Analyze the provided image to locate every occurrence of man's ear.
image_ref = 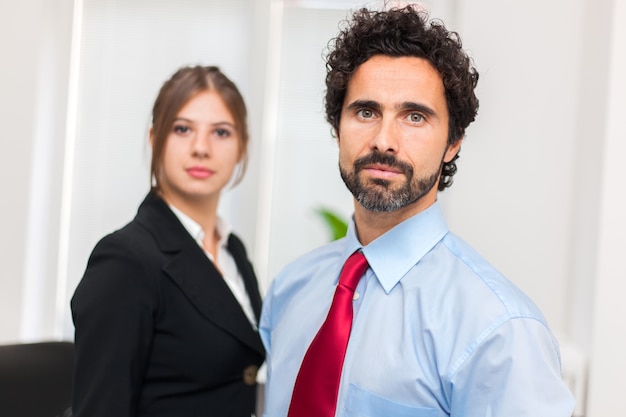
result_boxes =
[444,137,463,162]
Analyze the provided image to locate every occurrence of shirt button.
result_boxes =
[353,292,360,301]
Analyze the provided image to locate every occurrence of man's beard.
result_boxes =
[339,151,441,212]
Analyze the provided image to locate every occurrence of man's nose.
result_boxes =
[369,118,399,154]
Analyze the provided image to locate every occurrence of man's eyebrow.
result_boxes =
[344,100,438,119]
[398,101,437,118]
[344,100,381,112]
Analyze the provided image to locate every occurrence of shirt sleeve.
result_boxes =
[71,233,158,417]
[449,317,575,417]
[259,278,275,378]
[259,280,273,355]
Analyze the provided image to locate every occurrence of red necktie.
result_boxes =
[287,251,369,417]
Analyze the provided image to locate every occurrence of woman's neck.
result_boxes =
[161,191,219,234]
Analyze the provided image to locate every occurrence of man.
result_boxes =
[260,5,575,417]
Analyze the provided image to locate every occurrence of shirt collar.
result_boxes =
[344,201,449,294]
[168,204,232,249]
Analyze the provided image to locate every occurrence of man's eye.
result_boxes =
[409,113,424,123]
[358,109,374,119]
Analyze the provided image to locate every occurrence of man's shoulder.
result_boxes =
[439,232,495,272]
[435,232,545,320]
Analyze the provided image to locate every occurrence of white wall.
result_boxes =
[446,0,616,350]
[1,0,624,414]
[0,0,74,343]
[586,0,626,415]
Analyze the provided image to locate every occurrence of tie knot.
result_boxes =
[338,251,369,291]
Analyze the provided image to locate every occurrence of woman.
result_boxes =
[71,66,264,417]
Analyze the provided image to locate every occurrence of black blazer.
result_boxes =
[71,192,265,417]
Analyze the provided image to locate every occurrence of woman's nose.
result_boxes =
[191,133,211,158]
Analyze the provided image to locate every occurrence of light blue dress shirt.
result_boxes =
[260,202,575,417]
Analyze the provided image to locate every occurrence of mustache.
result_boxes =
[353,151,413,177]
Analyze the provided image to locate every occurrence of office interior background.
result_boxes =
[1,0,624,415]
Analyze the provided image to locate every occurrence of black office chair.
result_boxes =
[0,341,74,417]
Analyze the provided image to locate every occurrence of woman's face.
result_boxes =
[155,90,241,207]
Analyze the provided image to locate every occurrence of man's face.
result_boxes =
[338,55,460,213]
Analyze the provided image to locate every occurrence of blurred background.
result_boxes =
[0,0,624,415]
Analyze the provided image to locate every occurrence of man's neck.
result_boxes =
[353,197,437,246]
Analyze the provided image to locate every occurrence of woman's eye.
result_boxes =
[173,125,190,134]
[357,109,374,119]
[408,113,424,123]
[215,128,231,138]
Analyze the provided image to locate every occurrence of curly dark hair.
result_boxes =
[325,5,479,190]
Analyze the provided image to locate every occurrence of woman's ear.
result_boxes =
[444,137,463,163]
[149,127,154,149]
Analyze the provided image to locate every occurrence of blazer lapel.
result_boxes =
[163,250,264,355]
[227,235,263,323]
[135,192,264,356]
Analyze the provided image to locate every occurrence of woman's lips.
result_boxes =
[186,167,213,179]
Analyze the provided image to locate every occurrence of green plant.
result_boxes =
[315,207,349,241]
